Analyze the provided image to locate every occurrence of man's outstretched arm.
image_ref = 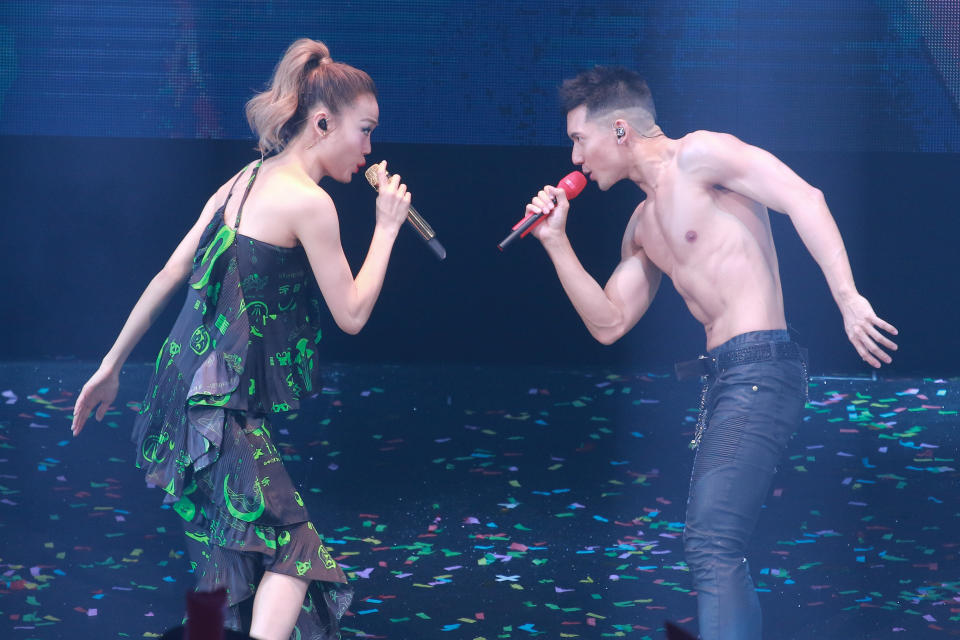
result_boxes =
[680,131,898,367]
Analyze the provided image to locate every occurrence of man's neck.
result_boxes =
[629,134,675,194]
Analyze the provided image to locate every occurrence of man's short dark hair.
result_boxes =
[559,66,656,122]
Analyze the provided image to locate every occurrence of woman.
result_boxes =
[70,38,411,640]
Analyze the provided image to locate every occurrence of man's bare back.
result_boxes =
[626,131,787,350]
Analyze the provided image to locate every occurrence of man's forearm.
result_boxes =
[788,193,859,304]
[541,235,625,344]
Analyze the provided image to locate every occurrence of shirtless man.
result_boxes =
[525,66,897,640]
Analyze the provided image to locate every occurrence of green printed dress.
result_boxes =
[131,162,352,638]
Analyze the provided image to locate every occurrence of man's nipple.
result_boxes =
[685,230,698,243]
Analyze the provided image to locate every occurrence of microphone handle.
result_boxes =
[406,205,447,260]
[497,212,544,251]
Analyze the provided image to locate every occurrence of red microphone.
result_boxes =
[497,171,587,251]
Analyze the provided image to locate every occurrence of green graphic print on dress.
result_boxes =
[130,162,352,638]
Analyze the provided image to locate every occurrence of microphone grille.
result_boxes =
[559,171,587,199]
[364,164,380,189]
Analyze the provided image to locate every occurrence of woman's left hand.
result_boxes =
[71,366,120,436]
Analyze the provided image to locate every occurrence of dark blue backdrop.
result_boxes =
[1,0,958,150]
[1,1,958,374]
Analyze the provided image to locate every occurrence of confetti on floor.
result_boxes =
[0,361,957,639]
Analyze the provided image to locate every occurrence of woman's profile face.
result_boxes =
[322,93,379,183]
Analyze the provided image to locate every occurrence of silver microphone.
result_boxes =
[364,164,446,261]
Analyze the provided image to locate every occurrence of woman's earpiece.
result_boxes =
[616,126,625,139]
[318,118,328,131]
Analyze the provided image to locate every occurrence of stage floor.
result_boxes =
[1,361,957,639]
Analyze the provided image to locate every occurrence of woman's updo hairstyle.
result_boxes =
[245,38,377,155]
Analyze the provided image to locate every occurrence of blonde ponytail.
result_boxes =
[245,38,376,155]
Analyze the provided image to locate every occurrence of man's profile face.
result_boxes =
[566,105,619,191]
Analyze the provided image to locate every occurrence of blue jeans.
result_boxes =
[683,330,807,640]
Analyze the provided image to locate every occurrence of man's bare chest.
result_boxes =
[633,184,766,273]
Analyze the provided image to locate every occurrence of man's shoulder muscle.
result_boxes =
[622,201,647,258]
[676,130,742,171]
